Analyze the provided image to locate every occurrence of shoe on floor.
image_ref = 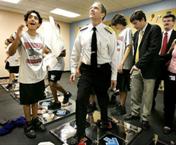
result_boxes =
[163,126,172,134]
[32,117,46,132]
[24,122,36,139]
[6,84,12,90]
[48,102,61,110]
[97,120,112,131]
[78,136,92,145]
[62,91,72,105]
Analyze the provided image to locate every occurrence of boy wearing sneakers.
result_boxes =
[47,24,71,110]
[8,10,49,138]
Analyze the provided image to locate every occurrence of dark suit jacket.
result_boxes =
[133,23,162,79]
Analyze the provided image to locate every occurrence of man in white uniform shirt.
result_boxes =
[70,2,118,144]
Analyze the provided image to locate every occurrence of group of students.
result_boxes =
[69,1,176,145]
[3,1,176,145]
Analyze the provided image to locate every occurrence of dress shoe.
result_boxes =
[97,120,112,131]
[163,126,172,134]
[124,113,140,121]
[141,120,150,130]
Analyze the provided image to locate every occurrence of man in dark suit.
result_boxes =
[124,10,162,129]
[152,14,176,112]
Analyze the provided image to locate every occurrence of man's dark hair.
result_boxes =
[111,13,127,26]
[130,10,146,22]
[162,13,176,22]
[24,10,42,24]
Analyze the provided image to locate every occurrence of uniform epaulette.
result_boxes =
[104,26,113,34]
[80,26,88,31]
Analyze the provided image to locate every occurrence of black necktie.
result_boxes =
[91,27,97,68]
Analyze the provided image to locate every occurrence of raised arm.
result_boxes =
[8,25,24,56]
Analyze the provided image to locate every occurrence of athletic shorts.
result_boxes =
[116,69,130,92]
[48,71,63,83]
[20,80,45,105]
[9,66,19,73]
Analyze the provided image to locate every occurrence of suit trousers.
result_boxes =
[164,71,176,127]
[76,63,111,139]
[130,70,156,121]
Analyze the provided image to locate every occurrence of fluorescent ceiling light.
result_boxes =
[0,0,20,4]
[50,8,80,18]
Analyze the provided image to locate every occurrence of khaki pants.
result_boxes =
[130,70,155,121]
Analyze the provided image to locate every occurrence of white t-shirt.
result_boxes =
[116,27,133,70]
[48,57,64,71]
[6,44,20,67]
[18,32,47,84]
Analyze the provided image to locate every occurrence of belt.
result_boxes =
[81,62,109,68]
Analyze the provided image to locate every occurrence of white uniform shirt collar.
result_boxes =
[89,23,103,32]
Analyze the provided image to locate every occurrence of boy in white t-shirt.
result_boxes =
[46,24,71,110]
[8,10,49,139]
[111,14,133,115]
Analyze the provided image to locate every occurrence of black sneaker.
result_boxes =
[48,102,61,110]
[6,84,12,90]
[24,122,36,138]
[63,91,72,104]
[32,117,46,132]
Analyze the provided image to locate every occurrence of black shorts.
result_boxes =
[20,80,45,105]
[9,66,19,73]
[116,69,130,92]
[48,71,63,82]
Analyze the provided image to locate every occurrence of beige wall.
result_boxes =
[0,10,70,77]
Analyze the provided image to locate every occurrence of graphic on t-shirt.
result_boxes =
[24,42,43,65]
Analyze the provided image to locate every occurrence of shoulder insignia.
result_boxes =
[80,26,88,31]
[104,26,113,34]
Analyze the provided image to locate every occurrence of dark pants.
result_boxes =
[153,62,167,108]
[164,71,176,127]
[76,63,111,139]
